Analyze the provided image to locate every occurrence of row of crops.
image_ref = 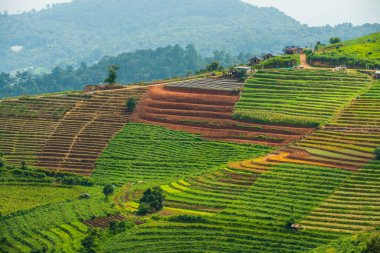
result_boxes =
[37,86,147,175]
[289,80,380,169]
[0,95,84,166]
[99,163,352,252]
[234,69,373,127]
[94,123,272,186]
[0,184,115,253]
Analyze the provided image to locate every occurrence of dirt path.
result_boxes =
[300,54,313,69]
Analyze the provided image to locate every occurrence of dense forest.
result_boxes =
[0,44,249,98]
[1,0,379,72]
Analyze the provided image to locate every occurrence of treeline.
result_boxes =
[0,45,250,98]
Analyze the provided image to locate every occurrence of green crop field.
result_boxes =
[94,123,272,186]
[1,32,380,253]
[308,32,380,68]
[233,69,373,127]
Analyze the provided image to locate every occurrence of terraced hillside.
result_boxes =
[94,123,272,186]
[234,69,372,127]
[37,86,147,175]
[102,163,351,253]
[0,94,84,166]
[134,78,313,146]
[1,68,380,253]
[280,80,380,170]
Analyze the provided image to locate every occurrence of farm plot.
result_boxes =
[37,86,147,175]
[93,123,272,186]
[0,95,84,166]
[0,185,115,253]
[302,160,380,234]
[133,83,313,146]
[100,163,351,253]
[234,69,372,127]
[166,78,244,92]
[282,80,380,170]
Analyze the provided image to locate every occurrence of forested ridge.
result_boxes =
[1,0,379,72]
[0,44,247,98]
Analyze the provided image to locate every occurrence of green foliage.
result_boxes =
[362,235,380,253]
[233,109,320,128]
[252,55,300,69]
[81,228,102,253]
[329,37,342,44]
[126,97,137,113]
[0,154,5,168]
[2,0,379,74]
[168,215,209,224]
[138,186,165,215]
[0,45,245,99]
[103,184,114,201]
[375,147,380,160]
[205,61,223,72]
[109,221,130,235]
[309,32,380,69]
[104,65,119,84]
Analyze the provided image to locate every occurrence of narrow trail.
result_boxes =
[300,54,313,69]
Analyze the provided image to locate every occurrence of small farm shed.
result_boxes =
[233,66,252,74]
[249,56,262,65]
[375,71,380,79]
[291,224,303,230]
[263,54,274,60]
[284,46,304,55]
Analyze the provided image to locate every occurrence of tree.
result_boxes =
[206,61,223,72]
[103,184,114,201]
[362,236,380,253]
[375,147,380,160]
[138,186,165,215]
[104,65,119,84]
[329,37,341,44]
[126,97,137,113]
[81,228,101,253]
[0,153,4,168]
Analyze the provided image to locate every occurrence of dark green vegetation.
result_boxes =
[126,97,137,113]
[94,123,271,186]
[1,0,379,72]
[104,65,119,85]
[234,69,373,127]
[138,187,165,215]
[252,54,300,69]
[376,147,380,160]
[0,44,244,99]
[308,32,380,68]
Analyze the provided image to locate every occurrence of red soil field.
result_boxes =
[132,84,314,146]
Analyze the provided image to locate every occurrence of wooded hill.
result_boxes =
[1,0,379,72]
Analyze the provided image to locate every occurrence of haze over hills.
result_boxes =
[1,0,379,72]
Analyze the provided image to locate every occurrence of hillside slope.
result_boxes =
[308,32,380,68]
[1,0,379,72]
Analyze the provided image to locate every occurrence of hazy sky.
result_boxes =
[0,0,379,26]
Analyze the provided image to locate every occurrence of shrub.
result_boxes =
[126,97,137,113]
[103,184,114,201]
[168,215,209,224]
[375,147,380,160]
[362,236,380,253]
[138,186,165,215]
[62,176,94,186]
[109,221,131,234]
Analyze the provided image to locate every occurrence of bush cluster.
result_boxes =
[168,215,209,224]
[138,186,165,215]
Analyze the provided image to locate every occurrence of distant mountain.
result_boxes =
[1,0,379,72]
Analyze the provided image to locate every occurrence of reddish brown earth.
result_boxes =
[84,214,126,228]
[132,84,314,146]
[37,86,148,175]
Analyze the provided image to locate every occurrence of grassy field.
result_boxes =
[233,69,373,127]
[308,32,380,69]
[100,163,351,252]
[94,123,272,186]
